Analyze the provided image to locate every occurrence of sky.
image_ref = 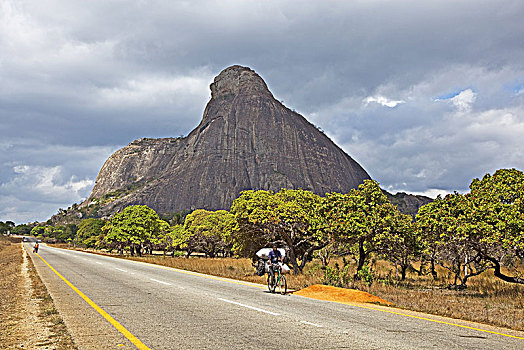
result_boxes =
[1,0,523,223]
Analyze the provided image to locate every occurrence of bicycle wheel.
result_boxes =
[277,275,287,295]
[267,274,275,293]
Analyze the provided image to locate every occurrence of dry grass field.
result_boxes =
[0,236,76,349]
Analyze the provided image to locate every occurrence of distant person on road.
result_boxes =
[33,242,39,253]
[267,245,282,284]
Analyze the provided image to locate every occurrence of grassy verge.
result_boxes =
[0,236,77,349]
[0,236,23,347]
[366,261,524,331]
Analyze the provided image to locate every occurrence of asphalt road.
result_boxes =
[25,241,524,350]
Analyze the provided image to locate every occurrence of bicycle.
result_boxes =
[267,263,287,295]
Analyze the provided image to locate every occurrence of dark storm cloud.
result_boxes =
[1,0,523,222]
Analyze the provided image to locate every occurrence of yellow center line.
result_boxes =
[337,301,524,340]
[35,252,151,350]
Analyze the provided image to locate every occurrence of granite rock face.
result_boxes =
[385,192,433,217]
[84,65,371,215]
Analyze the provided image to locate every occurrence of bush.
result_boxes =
[356,264,374,286]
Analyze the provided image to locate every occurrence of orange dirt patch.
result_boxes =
[294,284,393,305]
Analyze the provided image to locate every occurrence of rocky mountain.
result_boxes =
[76,65,372,217]
[385,192,433,217]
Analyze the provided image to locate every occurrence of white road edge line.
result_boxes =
[115,268,127,272]
[218,298,280,316]
[95,262,103,265]
[300,320,323,328]
[150,278,172,286]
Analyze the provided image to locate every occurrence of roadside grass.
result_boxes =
[0,236,23,348]
[0,236,76,349]
[371,264,524,331]
[126,255,269,285]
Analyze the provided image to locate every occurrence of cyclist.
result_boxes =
[267,245,282,285]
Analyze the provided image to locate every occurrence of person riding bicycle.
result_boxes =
[267,245,282,284]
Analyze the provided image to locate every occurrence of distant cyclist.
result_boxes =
[267,245,282,284]
[33,242,39,253]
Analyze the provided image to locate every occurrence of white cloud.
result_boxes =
[96,73,211,108]
[364,96,405,108]
[1,165,93,202]
[333,103,524,194]
[0,195,55,224]
[0,142,116,223]
[450,89,477,112]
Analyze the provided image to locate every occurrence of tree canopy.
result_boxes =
[173,209,234,258]
[102,205,167,256]
[231,188,328,273]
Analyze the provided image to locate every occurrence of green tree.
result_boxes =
[30,226,46,238]
[416,169,524,287]
[102,205,164,256]
[417,193,492,288]
[0,221,15,235]
[467,168,524,284]
[78,219,105,248]
[416,197,446,280]
[376,203,421,280]
[321,180,390,279]
[176,209,235,258]
[231,188,328,274]
[170,224,188,256]
[0,222,7,235]
[11,224,32,236]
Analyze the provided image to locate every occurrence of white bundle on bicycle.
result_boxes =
[279,262,291,274]
[255,248,290,274]
[255,247,285,260]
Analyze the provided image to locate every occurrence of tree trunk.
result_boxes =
[487,257,524,284]
[278,229,301,274]
[430,258,437,280]
[354,238,367,280]
[299,242,328,271]
[288,247,301,274]
[401,264,408,281]
[417,258,425,276]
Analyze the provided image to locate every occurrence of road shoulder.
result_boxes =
[26,243,134,350]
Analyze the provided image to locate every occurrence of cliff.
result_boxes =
[80,65,371,216]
